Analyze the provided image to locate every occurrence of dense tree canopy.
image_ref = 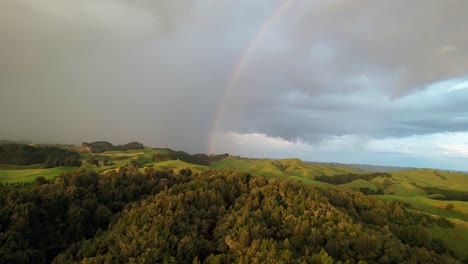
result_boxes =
[0,167,459,263]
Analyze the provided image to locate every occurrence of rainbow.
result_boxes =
[207,0,292,154]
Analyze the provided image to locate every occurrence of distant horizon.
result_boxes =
[3,138,467,173]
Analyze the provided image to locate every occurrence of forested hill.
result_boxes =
[0,144,81,167]
[0,140,32,145]
[81,141,144,153]
[152,148,229,165]
[0,168,459,263]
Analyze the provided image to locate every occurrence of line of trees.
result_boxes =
[423,186,468,201]
[152,150,229,165]
[315,172,391,185]
[81,141,144,153]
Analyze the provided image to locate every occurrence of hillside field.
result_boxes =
[0,166,80,184]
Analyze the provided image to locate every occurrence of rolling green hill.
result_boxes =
[0,147,220,183]
[143,159,210,174]
[340,179,378,192]
[384,182,427,196]
[370,176,395,189]
[1,145,468,260]
[391,169,468,192]
[211,156,362,183]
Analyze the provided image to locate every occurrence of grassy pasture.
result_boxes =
[211,156,361,184]
[0,166,80,184]
[143,160,210,174]
[383,182,427,196]
[390,169,468,191]
[378,195,468,222]
[0,164,44,170]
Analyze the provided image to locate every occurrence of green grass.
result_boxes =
[390,169,468,192]
[377,195,468,222]
[100,149,148,155]
[99,159,211,176]
[144,160,210,174]
[370,176,395,189]
[340,179,378,191]
[211,156,361,184]
[80,148,159,172]
[0,166,81,183]
[378,194,468,260]
[384,182,427,196]
[429,219,468,260]
[0,148,209,183]
[0,164,44,170]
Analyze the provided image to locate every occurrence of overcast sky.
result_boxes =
[1,0,468,170]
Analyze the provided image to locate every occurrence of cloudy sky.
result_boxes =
[1,0,468,170]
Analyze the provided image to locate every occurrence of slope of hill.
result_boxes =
[340,179,379,192]
[152,148,229,165]
[379,195,468,259]
[211,156,363,184]
[391,169,468,192]
[384,182,428,196]
[81,141,144,153]
[310,162,413,172]
[145,159,210,174]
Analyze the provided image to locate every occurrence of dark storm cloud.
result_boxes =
[218,0,468,144]
[222,84,468,143]
[0,0,234,151]
[284,0,468,96]
[0,0,467,155]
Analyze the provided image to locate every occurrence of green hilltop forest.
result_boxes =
[0,142,467,263]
